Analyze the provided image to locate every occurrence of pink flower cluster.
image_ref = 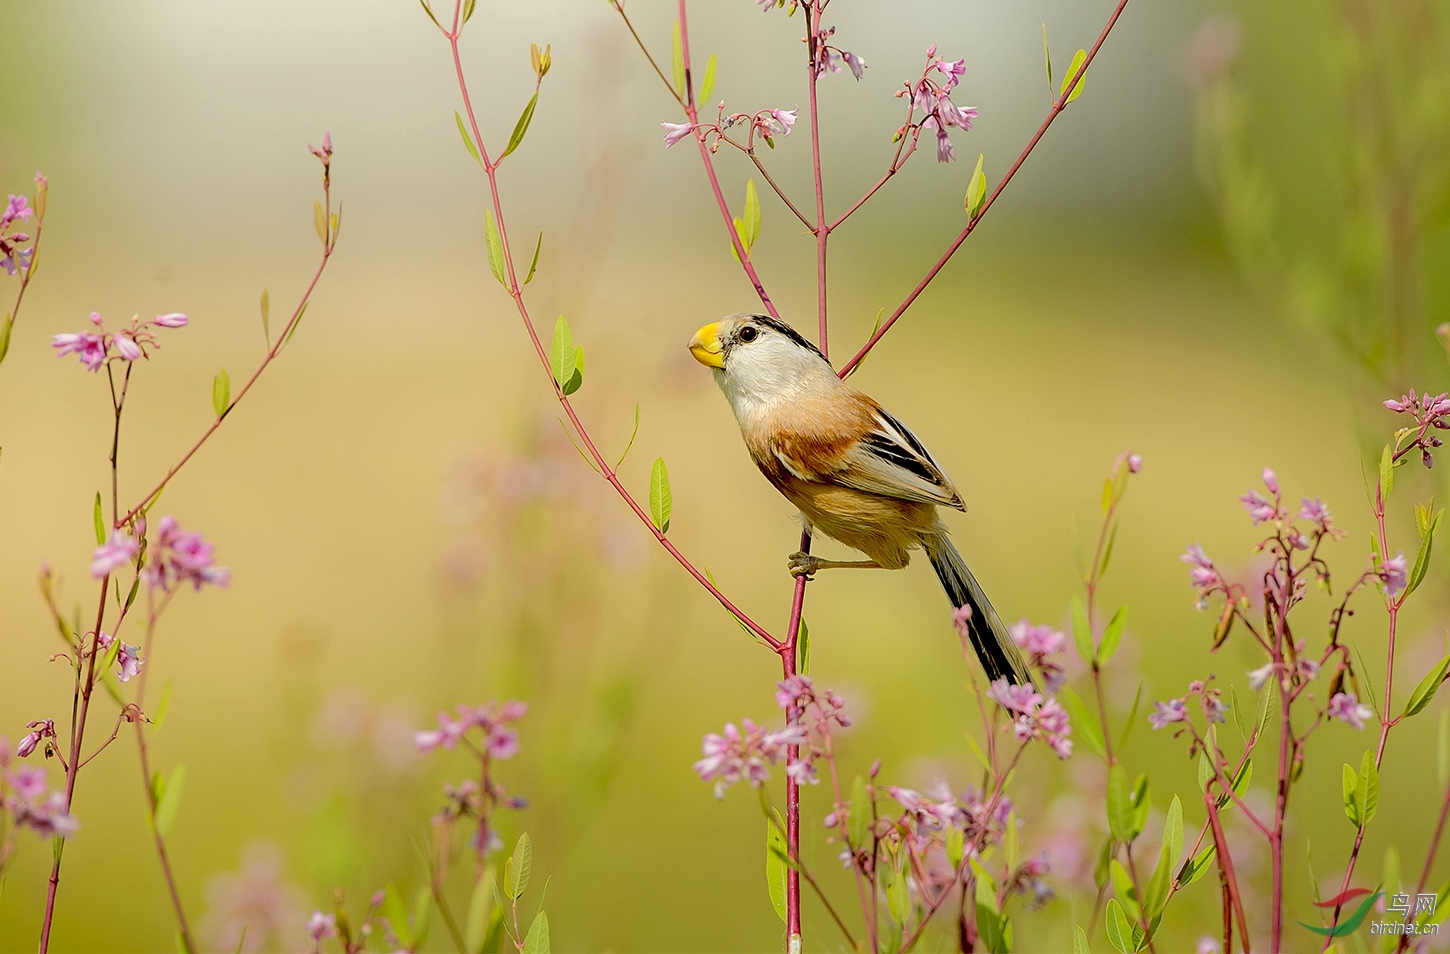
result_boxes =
[1009,619,1067,692]
[415,700,527,757]
[694,674,849,797]
[0,187,35,276]
[886,780,1017,861]
[662,107,798,151]
[898,45,978,162]
[1384,388,1450,468]
[1326,691,1374,731]
[1149,679,1227,733]
[1,739,78,838]
[52,310,189,372]
[141,516,230,592]
[986,679,1073,759]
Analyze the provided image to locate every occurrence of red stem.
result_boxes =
[1205,788,1252,953]
[1396,778,1450,950]
[837,0,1130,378]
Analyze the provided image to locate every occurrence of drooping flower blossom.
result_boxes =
[1327,692,1374,730]
[1149,698,1187,729]
[1247,662,1275,691]
[52,332,108,371]
[1181,544,1219,597]
[897,46,978,163]
[660,121,696,148]
[90,530,139,578]
[1379,551,1408,598]
[142,516,230,591]
[116,642,144,683]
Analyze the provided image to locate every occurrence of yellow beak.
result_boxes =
[689,322,725,368]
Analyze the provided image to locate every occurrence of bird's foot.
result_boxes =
[787,551,821,579]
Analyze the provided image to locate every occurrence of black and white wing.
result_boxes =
[834,405,966,510]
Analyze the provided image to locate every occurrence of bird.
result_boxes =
[688,313,1033,687]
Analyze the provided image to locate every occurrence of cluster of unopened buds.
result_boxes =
[897,44,978,162]
[693,673,848,798]
[1384,388,1450,468]
[52,310,189,372]
[0,181,39,276]
[0,737,77,839]
[661,105,798,152]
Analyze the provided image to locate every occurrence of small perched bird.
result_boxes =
[689,313,1032,686]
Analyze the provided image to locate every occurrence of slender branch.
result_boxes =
[838,0,1131,378]
[1396,778,1450,951]
[1204,788,1251,953]
[441,1,783,652]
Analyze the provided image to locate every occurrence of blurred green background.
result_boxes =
[1,1,1448,951]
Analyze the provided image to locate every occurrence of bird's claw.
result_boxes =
[787,551,820,579]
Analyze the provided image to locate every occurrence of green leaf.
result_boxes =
[154,764,186,836]
[1073,924,1089,954]
[462,0,476,24]
[965,153,987,218]
[313,199,326,243]
[796,617,809,675]
[1217,759,1252,810]
[1257,679,1276,739]
[1004,810,1020,871]
[670,20,685,98]
[946,825,965,870]
[1105,898,1132,953]
[455,111,481,164]
[522,911,549,954]
[525,232,543,285]
[212,368,230,418]
[0,314,13,366]
[848,775,869,847]
[970,857,1000,914]
[1358,749,1379,826]
[1143,842,1172,919]
[1071,595,1093,663]
[151,682,173,734]
[385,884,414,950]
[767,814,787,923]
[700,53,718,102]
[742,179,761,251]
[1231,686,1247,740]
[1129,774,1151,841]
[1180,844,1216,887]
[549,316,576,393]
[1164,796,1183,871]
[1343,762,1361,826]
[886,861,910,924]
[1118,680,1144,754]
[502,93,539,159]
[976,903,1005,954]
[484,208,506,286]
[1042,24,1054,90]
[1407,509,1443,597]
[1107,765,1133,842]
[1403,655,1449,718]
[1099,606,1127,665]
[1060,686,1106,760]
[464,869,495,953]
[1439,709,1449,787]
[283,302,307,350]
[1380,444,1394,501]
[649,457,672,533]
[1197,752,1212,793]
[1099,520,1119,579]
[1060,48,1088,103]
[93,492,106,546]
[563,347,584,396]
[613,403,641,470]
[506,833,532,900]
[964,730,991,772]
[259,288,270,341]
[411,884,432,949]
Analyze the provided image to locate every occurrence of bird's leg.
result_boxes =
[787,551,884,578]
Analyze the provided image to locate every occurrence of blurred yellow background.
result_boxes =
[1,1,1447,951]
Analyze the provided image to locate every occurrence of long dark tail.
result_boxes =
[926,536,1034,686]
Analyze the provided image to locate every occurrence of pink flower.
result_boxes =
[116,642,144,683]
[305,910,337,941]
[765,108,798,137]
[1261,467,1279,495]
[52,332,108,371]
[1247,662,1275,691]
[1,194,32,226]
[1149,698,1187,729]
[660,121,696,148]
[113,333,142,361]
[1380,551,1408,598]
[1009,619,1067,691]
[987,679,1042,715]
[1240,489,1279,524]
[142,516,230,591]
[840,50,867,80]
[154,312,189,328]
[1126,453,1143,474]
[4,766,78,838]
[309,132,333,164]
[935,57,966,90]
[90,530,139,578]
[1327,692,1374,730]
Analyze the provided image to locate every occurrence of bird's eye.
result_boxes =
[738,325,759,343]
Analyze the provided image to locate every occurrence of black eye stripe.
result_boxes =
[729,314,828,364]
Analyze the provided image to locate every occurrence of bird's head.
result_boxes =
[689,314,834,413]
